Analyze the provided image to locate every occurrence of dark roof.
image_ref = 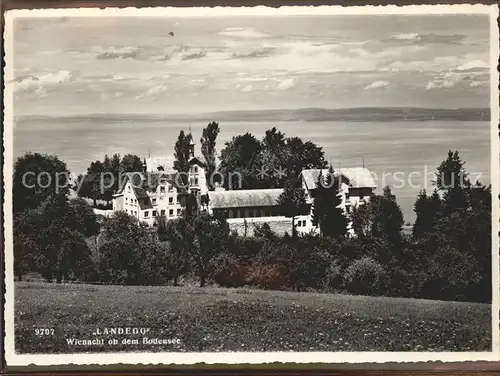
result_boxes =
[117,172,186,201]
[300,167,377,190]
[189,157,206,168]
[208,189,283,209]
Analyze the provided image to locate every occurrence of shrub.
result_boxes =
[322,260,343,291]
[213,253,252,288]
[343,257,385,295]
[246,264,290,290]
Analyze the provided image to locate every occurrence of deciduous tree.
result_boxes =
[200,121,220,190]
[277,177,308,238]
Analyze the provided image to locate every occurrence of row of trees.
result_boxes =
[75,154,143,207]
[11,120,492,303]
[13,153,100,282]
[218,127,326,190]
[71,122,326,206]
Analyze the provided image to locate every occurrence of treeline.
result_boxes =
[75,153,144,207]
[12,126,491,303]
[74,124,327,206]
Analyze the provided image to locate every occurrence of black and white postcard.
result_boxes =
[3,4,500,366]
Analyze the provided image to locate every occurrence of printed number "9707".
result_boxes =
[35,328,55,335]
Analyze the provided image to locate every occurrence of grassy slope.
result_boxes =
[15,282,491,353]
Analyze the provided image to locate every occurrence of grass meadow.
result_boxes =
[15,282,491,353]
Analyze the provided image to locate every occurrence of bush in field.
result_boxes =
[344,257,385,295]
[162,217,193,286]
[419,244,480,302]
[246,264,290,290]
[98,212,168,285]
[226,236,264,263]
[13,195,95,283]
[253,236,335,291]
[322,260,343,291]
[340,235,389,267]
[213,255,252,288]
[191,212,231,287]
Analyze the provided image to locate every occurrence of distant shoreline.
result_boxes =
[15,107,490,124]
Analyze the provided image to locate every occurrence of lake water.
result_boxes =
[14,117,491,222]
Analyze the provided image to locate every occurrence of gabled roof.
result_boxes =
[208,189,284,209]
[117,172,185,200]
[300,167,376,190]
[189,157,206,168]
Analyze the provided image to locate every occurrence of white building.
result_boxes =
[296,167,377,235]
[207,188,292,236]
[111,133,208,226]
[206,167,376,237]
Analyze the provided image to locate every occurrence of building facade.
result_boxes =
[205,167,376,237]
[207,188,292,236]
[297,167,377,235]
[111,133,208,226]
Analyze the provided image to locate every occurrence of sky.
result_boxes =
[12,14,491,116]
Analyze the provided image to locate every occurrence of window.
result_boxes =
[152,198,157,205]
[177,208,181,216]
[194,166,198,173]
[161,209,165,216]
[144,211,149,217]
[176,197,180,204]
[125,209,128,213]
[153,210,157,217]
[194,177,199,186]
[125,197,128,202]
[128,186,131,192]
[302,220,307,227]
[169,197,174,204]
[169,209,174,216]
[160,186,165,193]
[168,184,173,192]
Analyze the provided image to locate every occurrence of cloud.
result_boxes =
[284,41,340,56]
[469,80,487,88]
[219,27,270,39]
[136,84,168,99]
[277,78,296,91]
[389,33,465,45]
[425,80,455,90]
[96,47,140,60]
[14,70,73,93]
[392,33,420,41]
[241,84,254,92]
[456,60,489,71]
[425,68,489,90]
[383,54,489,74]
[231,47,276,59]
[181,50,207,61]
[350,45,424,60]
[364,80,390,90]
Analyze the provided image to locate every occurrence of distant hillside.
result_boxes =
[206,107,490,122]
[17,107,490,124]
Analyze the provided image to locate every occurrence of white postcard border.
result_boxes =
[3,4,500,366]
